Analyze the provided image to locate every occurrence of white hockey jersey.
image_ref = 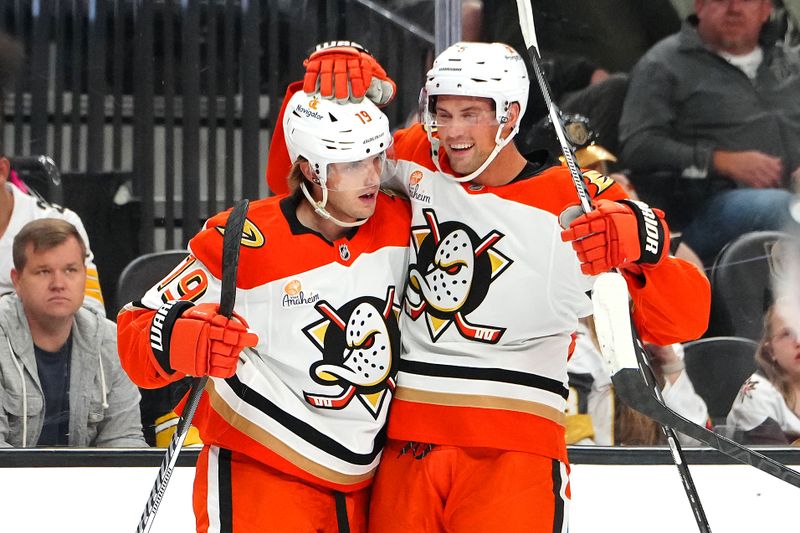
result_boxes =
[727,372,800,445]
[119,192,411,491]
[265,93,711,463]
[384,125,710,463]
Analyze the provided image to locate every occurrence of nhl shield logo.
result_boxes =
[339,243,351,261]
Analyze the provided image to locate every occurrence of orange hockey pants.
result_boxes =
[368,440,570,533]
[193,445,369,532]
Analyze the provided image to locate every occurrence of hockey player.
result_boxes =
[267,41,711,532]
[118,92,410,532]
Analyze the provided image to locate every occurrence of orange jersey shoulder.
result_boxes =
[190,192,410,289]
[486,164,628,216]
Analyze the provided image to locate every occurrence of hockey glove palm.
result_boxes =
[161,302,258,378]
[303,41,396,106]
[561,199,670,276]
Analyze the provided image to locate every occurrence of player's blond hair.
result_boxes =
[287,156,309,192]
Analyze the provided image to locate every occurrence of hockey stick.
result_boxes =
[137,198,250,533]
[513,1,712,530]
[594,272,800,489]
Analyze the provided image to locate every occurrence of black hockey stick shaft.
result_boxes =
[137,199,250,533]
[594,272,800,489]
[614,366,800,489]
[514,1,710,530]
[639,346,711,530]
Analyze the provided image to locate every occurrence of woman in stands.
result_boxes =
[727,301,800,445]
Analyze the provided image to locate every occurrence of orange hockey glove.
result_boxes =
[561,199,670,276]
[149,301,258,379]
[303,41,396,106]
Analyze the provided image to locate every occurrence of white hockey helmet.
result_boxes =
[283,91,393,226]
[284,90,392,185]
[423,42,530,182]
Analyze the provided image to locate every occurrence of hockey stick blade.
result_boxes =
[593,273,800,489]
[613,368,800,489]
[593,274,712,531]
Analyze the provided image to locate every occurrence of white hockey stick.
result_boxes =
[593,272,800,489]
[514,1,712,530]
[515,0,800,493]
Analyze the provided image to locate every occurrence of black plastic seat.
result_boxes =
[708,230,799,340]
[683,336,758,425]
[115,250,189,315]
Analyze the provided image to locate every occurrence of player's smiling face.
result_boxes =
[434,95,499,176]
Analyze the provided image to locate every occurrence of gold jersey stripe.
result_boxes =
[394,386,566,427]
[85,288,105,303]
[207,380,376,486]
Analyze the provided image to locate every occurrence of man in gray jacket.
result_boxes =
[619,0,800,264]
[0,218,145,447]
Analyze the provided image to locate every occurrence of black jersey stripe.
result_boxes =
[224,375,385,465]
[218,448,233,533]
[399,360,569,399]
[551,459,566,533]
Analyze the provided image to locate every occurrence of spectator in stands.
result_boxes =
[567,320,709,446]
[0,219,145,447]
[0,153,106,314]
[619,0,800,265]
[727,300,800,445]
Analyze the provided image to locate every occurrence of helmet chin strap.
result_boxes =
[430,122,519,183]
[300,181,368,228]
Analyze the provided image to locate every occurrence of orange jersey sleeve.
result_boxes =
[266,81,303,196]
[575,169,711,344]
[117,208,234,389]
[117,304,187,389]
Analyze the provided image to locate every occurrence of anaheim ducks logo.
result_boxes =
[302,286,400,419]
[215,218,265,248]
[582,170,615,197]
[405,209,512,343]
